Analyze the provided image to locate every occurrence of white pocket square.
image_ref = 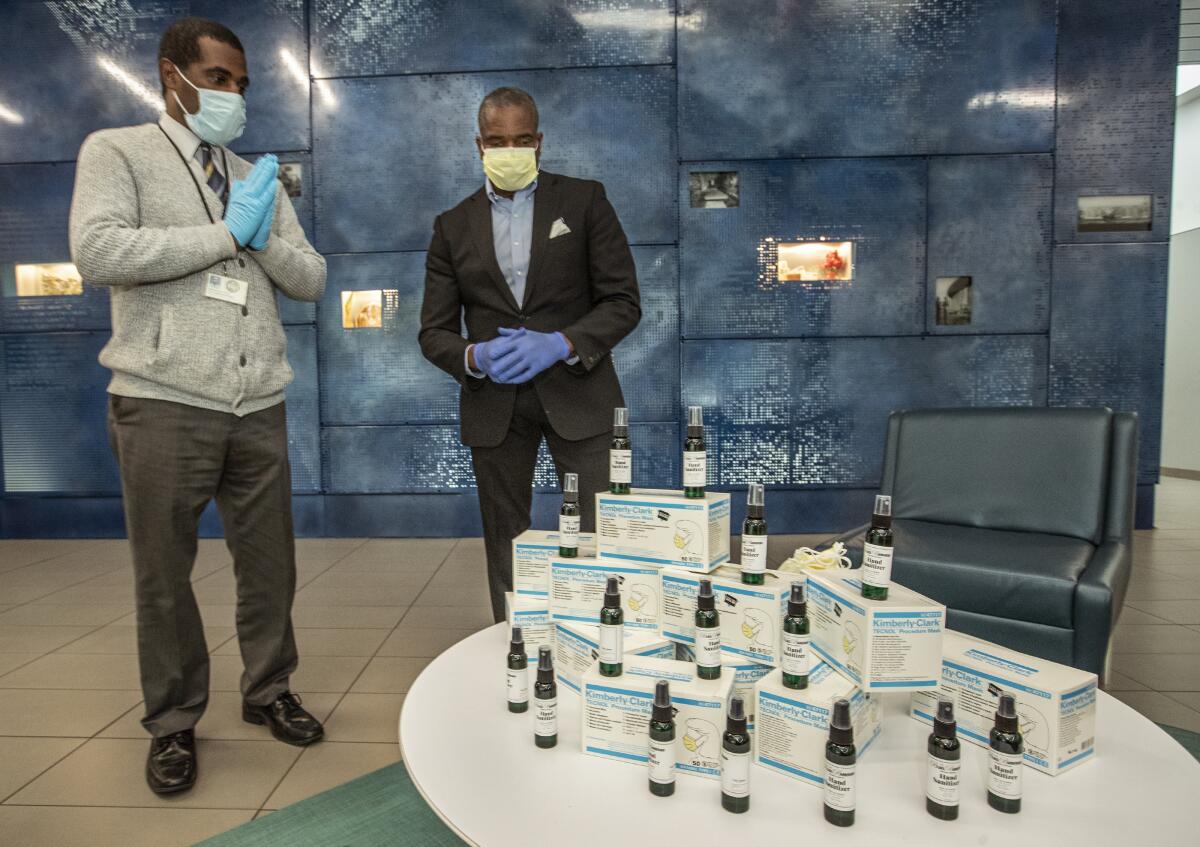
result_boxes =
[549,218,571,239]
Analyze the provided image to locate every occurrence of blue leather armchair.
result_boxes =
[834,407,1137,678]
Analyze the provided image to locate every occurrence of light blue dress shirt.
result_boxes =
[486,177,537,307]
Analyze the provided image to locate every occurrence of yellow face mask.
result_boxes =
[482,146,538,192]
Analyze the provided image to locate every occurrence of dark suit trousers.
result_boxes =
[471,384,610,622]
[107,395,299,738]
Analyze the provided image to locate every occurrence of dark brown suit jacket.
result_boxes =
[419,171,641,447]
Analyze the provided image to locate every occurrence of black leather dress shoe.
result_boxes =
[243,692,325,746]
[146,729,197,795]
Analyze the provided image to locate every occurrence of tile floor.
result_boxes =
[0,478,1197,844]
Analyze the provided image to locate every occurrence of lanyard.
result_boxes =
[157,123,230,225]
[158,124,236,273]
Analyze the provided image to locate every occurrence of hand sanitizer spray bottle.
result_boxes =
[683,406,706,499]
[533,646,557,749]
[506,626,528,713]
[720,695,751,813]
[648,680,676,797]
[861,494,894,600]
[987,693,1024,814]
[926,698,961,820]
[599,576,624,677]
[781,578,810,690]
[694,579,721,680]
[740,483,767,585]
[823,698,857,827]
[610,408,631,494]
[559,473,580,558]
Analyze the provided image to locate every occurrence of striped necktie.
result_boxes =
[198,142,226,202]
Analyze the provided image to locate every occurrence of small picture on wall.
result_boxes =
[935,276,972,326]
[776,241,853,282]
[279,162,303,198]
[1076,195,1151,232]
[689,171,739,208]
[341,290,382,329]
[4,262,84,297]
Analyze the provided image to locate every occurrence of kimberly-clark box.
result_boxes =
[512,530,596,600]
[754,663,881,786]
[504,592,553,666]
[674,643,773,722]
[807,571,945,691]
[596,489,730,573]
[554,620,674,693]
[911,630,1097,775]
[582,656,734,780]
[659,567,789,666]
[549,557,661,631]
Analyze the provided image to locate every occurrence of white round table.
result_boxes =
[400,624,1200,845]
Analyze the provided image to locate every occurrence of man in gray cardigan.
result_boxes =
[69,17,326,796]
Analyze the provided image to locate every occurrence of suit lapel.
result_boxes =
[466,188,520,312]
[522,172,562,310]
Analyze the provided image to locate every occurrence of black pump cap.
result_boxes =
[726,696,748,735]
[652,680,673,723]
[536,645,555,686]
[604,577,621,609]
[697,579,715,611]
[746,483,765,519]
[613,407,629,436]
[787,579,807,616]
[994,692,1018,734]
[829,698,854,745]
[509,626,525,655]
[562,472,579,504]
[871,494,893,529]
[934,698,957,739]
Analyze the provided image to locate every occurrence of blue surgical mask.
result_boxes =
[172,63,246,147]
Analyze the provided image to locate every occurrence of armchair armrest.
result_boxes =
[1073,540,1131,676]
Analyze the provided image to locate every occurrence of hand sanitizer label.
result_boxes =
[683,451,706,486]
[648,739,675,784]
[781,632,810,676]
[534,697,557,737]
[824,760,856,811]
[506,666,528,704]
[695,627,722,669]
[599,623,623,663]
[559,515,580,549]
[926,755,961,806]
[610,449,632,484]
[720,748,750,798]
[740,536,767,574]
[861,543,893,589]
[988,750,1023,799]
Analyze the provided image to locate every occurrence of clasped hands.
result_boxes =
[224,154,279,251]
[473,327,570,384]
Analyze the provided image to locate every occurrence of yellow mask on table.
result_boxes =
[482,146,538,192]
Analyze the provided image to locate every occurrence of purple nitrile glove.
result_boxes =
[472,328,526,381]
[490,327,571,384]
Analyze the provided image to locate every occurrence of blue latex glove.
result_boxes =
[472,328,526,381]
[249,176,278,251]
[224,154,278,248]
[490,326,570,384]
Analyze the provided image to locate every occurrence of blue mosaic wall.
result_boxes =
[0,0,1178,536]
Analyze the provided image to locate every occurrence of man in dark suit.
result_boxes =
[419,87,641,622]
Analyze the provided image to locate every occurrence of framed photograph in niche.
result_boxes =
[341,290,383,329]
[3,263,83,297]
[689,171,739,208]
[279,162,303,198]
[935,276,972,326]
[1076,195,1151,233]
[776,241,853,282]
